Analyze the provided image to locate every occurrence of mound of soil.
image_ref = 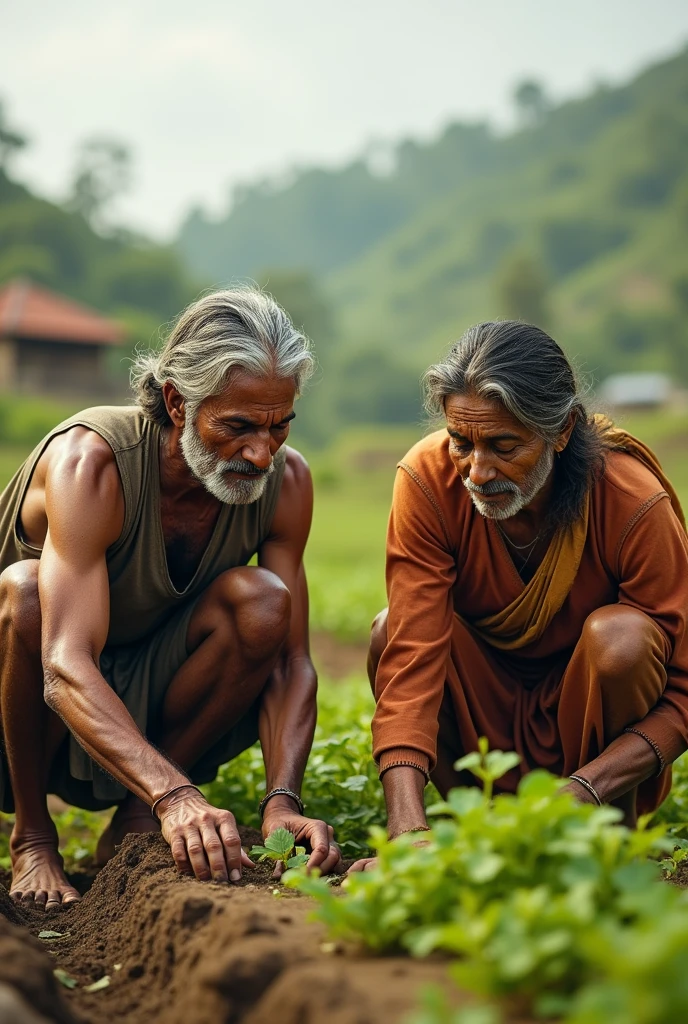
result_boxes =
[1,829,462,1024]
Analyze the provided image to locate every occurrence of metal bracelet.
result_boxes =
[259,787,305,819]
[150,783,203,821]
[568,774,603,806]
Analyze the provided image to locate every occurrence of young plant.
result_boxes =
[250,827,309,869]
[287,741,679,1022]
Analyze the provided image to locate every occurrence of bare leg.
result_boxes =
[97,567,289,860]
[0,562,80,909]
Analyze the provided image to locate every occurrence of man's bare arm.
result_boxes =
[38,434,189,804]
[258,448,341,873]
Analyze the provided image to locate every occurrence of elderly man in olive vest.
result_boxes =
[0,287,341,909]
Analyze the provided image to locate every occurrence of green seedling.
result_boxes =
[54,968,78,990]
[454,735,520,803]
[250,827,309,869]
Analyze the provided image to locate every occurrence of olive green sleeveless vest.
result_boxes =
[0,405,287,646]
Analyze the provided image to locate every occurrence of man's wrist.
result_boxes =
[382,764,427,837]
[152,783,205,820]
[260,788,304,819]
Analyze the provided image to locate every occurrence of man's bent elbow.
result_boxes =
[41,651,87,714]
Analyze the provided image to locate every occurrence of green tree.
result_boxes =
[513,79,550,127]
[68,137,132,230]
[256,269,336,359]
[0,100,28,171]
[335,348,421,425]
[495,252,551,329]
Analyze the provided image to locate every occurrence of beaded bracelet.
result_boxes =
[259,787,305,819]
[624,727,666,775]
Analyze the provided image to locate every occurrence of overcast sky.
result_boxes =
[4,0,688,240]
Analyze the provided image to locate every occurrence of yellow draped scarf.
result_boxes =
[471,416,685,651]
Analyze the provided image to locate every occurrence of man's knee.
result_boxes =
[582,605,663,694]
[367,608,389,690]
[205,567,291,656]
[0,560,41,651]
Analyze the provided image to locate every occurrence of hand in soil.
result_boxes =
[347,856,378,874]
[157,788,254,883]
[261,809,343,878]
[10,828,81,910]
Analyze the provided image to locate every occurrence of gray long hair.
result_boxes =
[131,287,315,426]
[424,321,606,527]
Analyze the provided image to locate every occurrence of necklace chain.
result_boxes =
[497,525,542,551]
[497,524,544,573]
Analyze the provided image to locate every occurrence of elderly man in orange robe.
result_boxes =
[362,320,688,856]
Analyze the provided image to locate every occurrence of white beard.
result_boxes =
[180,421,274,505]
[463,446,555,521]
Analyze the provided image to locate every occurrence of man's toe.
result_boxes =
[46,889,62,910]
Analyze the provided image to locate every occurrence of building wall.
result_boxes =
[2,338,106,395]
[0,338,17,389]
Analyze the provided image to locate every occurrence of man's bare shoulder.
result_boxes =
[23,427,124,549]
[267,447,313,545]
[281,446,313,493]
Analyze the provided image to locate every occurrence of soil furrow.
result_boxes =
[0,832,459,1024]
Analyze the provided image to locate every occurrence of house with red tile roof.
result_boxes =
[0,278,124,394]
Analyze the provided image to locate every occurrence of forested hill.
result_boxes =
[0,167,198,356]
[177,46,688,388]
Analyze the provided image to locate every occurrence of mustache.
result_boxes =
[463,478,520,496]
[219,458,273,477]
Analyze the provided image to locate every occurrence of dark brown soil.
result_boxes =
[0,829,463,1024]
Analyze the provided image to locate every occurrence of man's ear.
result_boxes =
[162,382,186,429]
[554,409,577,453]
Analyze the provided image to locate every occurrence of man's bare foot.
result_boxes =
[10,829,81,910]
[95,796,160,866]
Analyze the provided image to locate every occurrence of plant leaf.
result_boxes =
[264,827,296,859]
[39,930,64,939]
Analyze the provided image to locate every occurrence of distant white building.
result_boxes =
[599,372,672,410]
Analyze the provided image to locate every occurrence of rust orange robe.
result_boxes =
[372,431,688,812]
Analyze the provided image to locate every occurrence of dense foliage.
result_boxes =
[287,740,688,1024]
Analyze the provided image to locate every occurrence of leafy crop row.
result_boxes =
[287,741,688,1024]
